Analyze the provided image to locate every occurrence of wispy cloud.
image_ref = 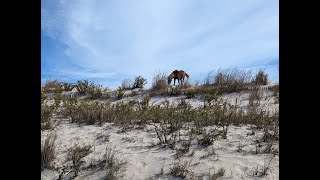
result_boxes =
[42,0,278,88]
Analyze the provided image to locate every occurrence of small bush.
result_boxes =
[151,71,168,94]
[41,91,47,105]
[117,86,125,100]
[67,144,93,178]
[248,88,262,107]
[132,76,147,89]
[169,159,190,178]
[251,156,274,177]
[87,82,106,100]
[197,130,215,147]
[104,144,127,180]
[41,104,55,130]
[53,93,63,108]
[41,132,57,171]
[75,80,89,95]
[168,86,183,96]
[186,88,196,99]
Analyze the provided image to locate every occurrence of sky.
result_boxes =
[41,0,279,88]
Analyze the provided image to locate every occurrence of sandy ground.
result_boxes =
[42,89,279,180]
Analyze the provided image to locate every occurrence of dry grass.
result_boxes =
[41,132,57,171]
[43,79,63,93]
[66,144,93,178]
[169,159,191,178]
[150,71,168,95]
[248,88,262,107]
[104,144,127,180]
[117,86,125,100]
[41,104,55,130]
[213,68,253,93]
[75,80,89,95]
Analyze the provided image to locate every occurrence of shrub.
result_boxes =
[41,104,55,130]
[87,82,106,100]
[151,71,168,94]
[67,144,93,178]
[248,88,262,107]
[104,144,127,180]
[53,93,63,108]
[197,129,215,147]
[169,159,190,178]
[75,80,89,95]
[41,91,47,105]
[117,86,125,100]
[41,132,57,171]
[132,76,147,89]
[186,88,196,99]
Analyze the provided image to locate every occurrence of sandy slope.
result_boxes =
[42,89,279,180]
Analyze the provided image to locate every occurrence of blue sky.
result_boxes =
[41,0,279,88]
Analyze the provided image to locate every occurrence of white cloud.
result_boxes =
[41,0,279,87]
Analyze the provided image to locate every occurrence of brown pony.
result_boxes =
[168,70,189,86]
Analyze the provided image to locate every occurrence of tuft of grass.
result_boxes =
[248,88,262,107]
[86,82,106,100]
[41,91,47,105]
[186,87,196,99]
[41,104,55,130]
[150,71,168,95]
[251,156,274,177]
[53,93,63,109]
[104,144,127,180]
[67,144,93,178]
[175,141,191,158]
[41,132,57,171]
[169,159,190,178]
[197,129,215,147]
[117,86,125,100]
[75,80,89,95]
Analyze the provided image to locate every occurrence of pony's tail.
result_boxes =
[185,73,189,78]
